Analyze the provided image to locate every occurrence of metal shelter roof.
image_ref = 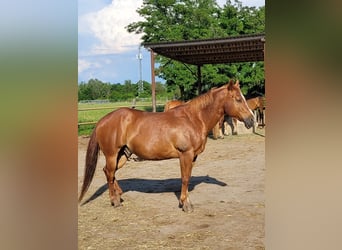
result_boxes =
[143,33,265,65]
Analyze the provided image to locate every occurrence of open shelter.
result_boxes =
[143,33,265,111]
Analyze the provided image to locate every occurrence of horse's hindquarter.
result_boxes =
[95,108,135,155]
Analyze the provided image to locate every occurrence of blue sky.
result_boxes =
[78,0,265,84]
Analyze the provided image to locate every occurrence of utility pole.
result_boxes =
[150,50,156,112]
[137,46,143,95]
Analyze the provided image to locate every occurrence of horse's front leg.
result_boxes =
[179,151,195,212]
[232,118,238,135]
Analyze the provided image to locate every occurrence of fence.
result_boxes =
[78,103,166,127]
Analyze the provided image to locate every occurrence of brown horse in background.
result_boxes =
[164,100,185,112]
[214,96,265,137]
[230,96,265,134]
[247,96,265,126]
[78,80,255,212]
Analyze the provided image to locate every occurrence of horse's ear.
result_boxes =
[227,79,234,90]
[234,80,240,87]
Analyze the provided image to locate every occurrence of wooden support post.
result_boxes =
[197,65,202,94]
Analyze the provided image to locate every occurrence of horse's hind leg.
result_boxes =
[102,153,120,207]
[179,151,195,212]
[103,155,120,206]
[103,150,128,206]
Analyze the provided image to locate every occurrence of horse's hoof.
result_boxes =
[110,198,121,207]
[182,203,194,213]
[111,202,122,207]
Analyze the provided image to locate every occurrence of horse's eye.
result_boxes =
[236,98,242,103]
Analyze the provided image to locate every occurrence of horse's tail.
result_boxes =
[78,129,100,203]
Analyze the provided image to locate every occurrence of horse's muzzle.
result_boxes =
[244,116,255,129]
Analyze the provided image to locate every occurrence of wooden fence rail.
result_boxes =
[78,103,165,127]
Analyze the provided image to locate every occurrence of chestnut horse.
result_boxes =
[247,96,265,126]
[164,100,185,112]
[78,80,255,212]
[227,96,265,135]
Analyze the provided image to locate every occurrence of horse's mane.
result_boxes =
[186,85,224,111]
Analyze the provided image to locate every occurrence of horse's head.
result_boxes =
[223,80,255,129]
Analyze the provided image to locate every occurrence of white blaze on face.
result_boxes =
[239,88,256,121]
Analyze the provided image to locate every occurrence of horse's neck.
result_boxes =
[248,98,258,110]
[191,91,225,134]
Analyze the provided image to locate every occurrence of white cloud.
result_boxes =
[78,59,91,73]
[78,59,101,73]
[81,0,143,55]
[79,0,264,56]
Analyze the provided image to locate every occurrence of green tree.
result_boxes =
[127,0,225,99]
[155,81,166,96]
[78,79,176,102]
[218,1,265,96]
[109,83,124,101]
[86,78,111,99]
[138,81,152,98]
[78,79,111,101]
[78,82,91,101]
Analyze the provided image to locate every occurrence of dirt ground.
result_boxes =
[78,129,265,250]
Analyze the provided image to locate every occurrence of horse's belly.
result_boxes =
[132,145,179,160]
[135,150,178,160]
[128,136,179,160]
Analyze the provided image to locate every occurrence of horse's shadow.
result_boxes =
[81,175,227,205]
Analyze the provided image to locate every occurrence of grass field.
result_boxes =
[78,101,166,135]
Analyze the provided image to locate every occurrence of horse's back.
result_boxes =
[96,107,136,128]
